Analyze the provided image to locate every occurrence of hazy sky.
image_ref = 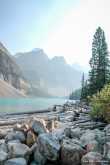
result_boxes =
[0,0,110,69]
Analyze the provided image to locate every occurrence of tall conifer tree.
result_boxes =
[88,27,110,96]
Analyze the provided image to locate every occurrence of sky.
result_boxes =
[0,0,110,70]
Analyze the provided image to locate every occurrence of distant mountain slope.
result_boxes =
[0,79,25,97]
[15,49,83,96]
[0,43,52,97]
[0,42,24,90]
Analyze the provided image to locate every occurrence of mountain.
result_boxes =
[0,43,51,97]
[0,79,25,97]
[15,49,83,96]
[0,42,25,90]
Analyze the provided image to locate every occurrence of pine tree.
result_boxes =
[88,27,110,96]
[81,73,85,100]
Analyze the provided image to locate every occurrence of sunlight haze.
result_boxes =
[0,0,110,69]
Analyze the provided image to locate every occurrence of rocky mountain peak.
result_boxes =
[51,56,67,65]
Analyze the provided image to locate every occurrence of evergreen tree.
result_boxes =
[81,73,85,100]
[88,27,110,96]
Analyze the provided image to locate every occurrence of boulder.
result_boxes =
[46,119,55,132]
[0,130,8,139]
[104,124,110,142]
[34,147,46,165]
[0,150,8,164]
[70,127,83,139]
[30,161,37,165]
[5,131,26,143]
[30,143,37,153]
[80,130,96,146]
[81,152,102,165]
[26,130,36,147]
[61,138,85,165]
[31,119,47,135]
[14,124,29,133]
[51,128,65,143]
[64,127,71,138]
[80,129,104,149]
[0,139,8,153]
[86,140,99,152]
[4,158,27,165]
[104,124,110,135]
[104,142,110,160]
[8,142,30,160]
[37,133,60,161]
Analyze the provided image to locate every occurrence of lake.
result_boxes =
[0,97,67,113]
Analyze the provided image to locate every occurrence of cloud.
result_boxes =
[43,0,110,68]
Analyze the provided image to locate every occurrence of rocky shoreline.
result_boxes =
[0,102,109,165]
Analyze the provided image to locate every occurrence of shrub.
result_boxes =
[90,84,110,123]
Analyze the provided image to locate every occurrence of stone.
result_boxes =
[30,143,37,153]
[70,127,82,139]
[37,133,60,161]
[104,124,110,135]
[5,131,26,143]
[26,130,36,147]
[14,124,29,132]
[104,124,110,142]
[80,130,96,146]
[4,158,27,165]
[8,142,30,160]
[0,139,8,153]
[52,128,65,142]
[64,127,71,138]
[81,152,102,165]
[104,142,110,160]
[31,119,47,135]
[0,130,8,139]
[0,150,8,164]
[86,140,99,152]
[61,138,85,165]
[34,147,46,165]
[30,161,37,165]
[80,129,104,146]
[46,120,55,132]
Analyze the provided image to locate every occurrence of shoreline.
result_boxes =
[0,102,109,164]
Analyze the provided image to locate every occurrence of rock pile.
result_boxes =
[0,102,109,164]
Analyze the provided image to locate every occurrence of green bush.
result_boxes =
[90,84,110,123]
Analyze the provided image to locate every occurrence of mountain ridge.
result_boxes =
[15,48,83,96]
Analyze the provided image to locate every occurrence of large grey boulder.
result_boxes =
[31,119,47,135]
[81,152,102,165]
[61,138,85,165]
[4,158,27,165]
[80,129,104,152]
[37,133,60,161]
[0,150,8,164]
[80,130,96,146]
[8,142,30,160]
[5,131,26,143]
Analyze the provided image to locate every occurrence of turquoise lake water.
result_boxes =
[0,97,67,113]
